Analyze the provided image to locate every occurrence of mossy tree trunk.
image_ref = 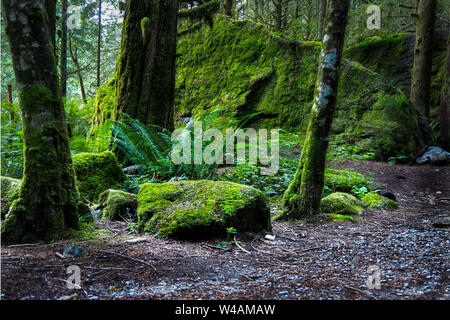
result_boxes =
[97,0,102,87]
[114,0,178,131]
[223,0,233,17]
[282,0,350,220]
[60,0,67,97]
[410,0,437,119]
[319,0,327,38]
[1,0,79,243]
[439,36,449,150]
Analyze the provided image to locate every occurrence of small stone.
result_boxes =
[63,244,89,258]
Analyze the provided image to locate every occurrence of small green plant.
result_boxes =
[128,223,139,234]
[216,227,238,248]
[327,144,376,163]
[387,155,409,165]
[351,186,369,198]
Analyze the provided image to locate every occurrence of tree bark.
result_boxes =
[7,84,12,103]
[60,0,67,97]
[410,0,437,118]
[1,0,79,243]
[319,0,327,38]
[223,0,233,17]
[282,0,350,220]
[114,0,177,131]
[439,37,449,150]
[97,0,102,87]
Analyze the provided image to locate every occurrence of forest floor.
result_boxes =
[1,160,449,300]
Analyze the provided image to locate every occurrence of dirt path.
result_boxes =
[1,161,448,300]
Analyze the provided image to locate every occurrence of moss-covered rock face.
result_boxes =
[324,169,371,194]
[137,180,271,239]
[361,192,398,210]
[174,16,441,159]
[1,176,21,219]
[98,189,137,221]
[72,152,126,201]
[321,192,364,215]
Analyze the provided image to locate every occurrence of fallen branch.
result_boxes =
[234,236,250,254]
[96,250,157,271]
[343,285,379,300]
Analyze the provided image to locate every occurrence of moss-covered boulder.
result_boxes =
[91,17,444,159]
[1,176,21,219]
[98,189,137,221]
[324,169,371,194]
[137,180,271,239]
[72,152,126,201]
[361,192,398,210]
[321,193,364,215]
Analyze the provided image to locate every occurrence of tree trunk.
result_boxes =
[319,0,327,38]
[223,0,233,17]
[97,0,102,87]
[282,0,350,220]
[69,35,87,104]
[410,0,437,118]
[439,37,449,150]
[114,0,177,131]
[45,0,56,49]
[1,0,79,244]
[7,83,12,103]
[60,0,67,97]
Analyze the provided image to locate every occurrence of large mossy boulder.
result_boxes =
[324,169,371,194]
[98,189,137,221]
[361,192,398,210]
[321,192,364,215]
[137,180,271,239]
[1,176,21,219]
[72,151,126,201]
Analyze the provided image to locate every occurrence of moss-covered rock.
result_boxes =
[175,16,438,159]
[321,192,364,215]
[98,189,137,221]
[72,152,126,201]
[324,169,371,194]
[1,176,21,219]
[137,180,271,239]
[361,192,398,210]
[91,17,444,159]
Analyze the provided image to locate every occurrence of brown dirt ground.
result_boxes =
[1,160,449,300]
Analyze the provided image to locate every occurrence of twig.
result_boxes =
[55,252,65,259]
[8,243,38,248]
[234,236,250,254]
[96,249,157,271]
[343,285,379,300]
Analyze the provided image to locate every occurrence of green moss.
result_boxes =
[361,192,398,210]
[137,180,271,239]
[175,17,429,159]
[72,151,126,201]
[90,79,116,129]
[324,169,371,194]
[321,192,364,215]
[140,17,151,45]
[1,176,21,219]
[98,189,137,221]
[327,213,361,222]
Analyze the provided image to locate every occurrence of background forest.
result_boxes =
[1,0,449,301]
